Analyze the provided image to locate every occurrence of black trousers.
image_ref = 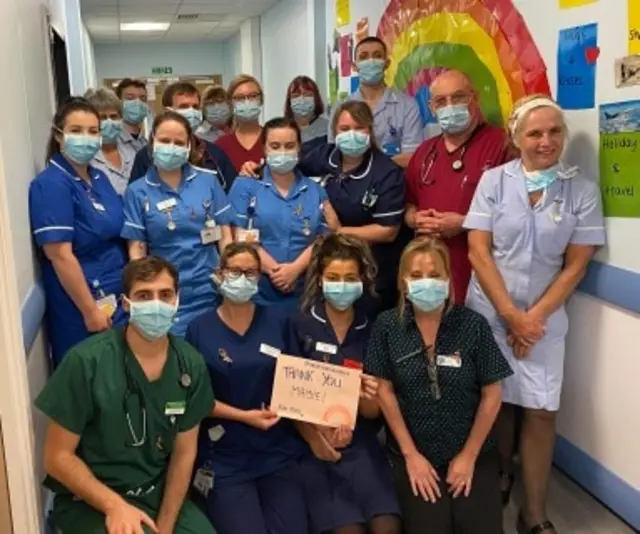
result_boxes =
[391,452,503,534]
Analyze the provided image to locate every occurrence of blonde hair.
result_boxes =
[227,74,264,104]
[331,100,379,149]
[301,234,378,311]
[506,94,567,149]
[397,237,453,317]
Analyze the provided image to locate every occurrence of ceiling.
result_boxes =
[81,0,279,44]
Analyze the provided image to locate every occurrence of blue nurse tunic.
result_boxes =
[186,305,308,534]
[287,301,400,533]
[228,168,328,309]
[122,164,234,335]
[29,153,127,367]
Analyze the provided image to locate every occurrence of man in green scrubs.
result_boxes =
[36,256,215,534]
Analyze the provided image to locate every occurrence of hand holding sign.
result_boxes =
[270,354,362,429]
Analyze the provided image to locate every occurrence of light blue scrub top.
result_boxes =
[196,123,226,144]
[122,164,234,335]
[464,159,606,410]
[29,153,127,367]
[329,88,424,156]
[228,168,329,307]
[91,142,137,196]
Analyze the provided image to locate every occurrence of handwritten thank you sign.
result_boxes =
[270,354,361,429]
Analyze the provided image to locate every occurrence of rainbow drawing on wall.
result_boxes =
[377,0,551,126]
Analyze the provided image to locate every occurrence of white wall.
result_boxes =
[94,41,229,85]
[0,0,57,528]
[239,17,262,79]
[222,32,243,86]
[260,0,316,119]
[82,21,97,88]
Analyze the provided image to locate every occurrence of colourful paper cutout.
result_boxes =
[629,0,640,54]
[356,17,369,43]
[376,0,550,127]
[340,34,353,76]
[350,76,360,93]
[559,0,597,8]
[336,0,351,28]
[599,101,640,217]
[557,23,598,110]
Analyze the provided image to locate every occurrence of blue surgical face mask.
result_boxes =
[436,104,472,134]
[128,299,177,340]
[523,164,562,193]
[219,275,258,303]
[175,108,203,130]
[62,134,101,165]
[323,281,364,311]
[267,151,299,174]
[100,119,123,144]
[357,59,386,85]
[335,130,370,157]
[153,143,189,171]
[291,96,315,118]
[122,99,149,125]
[234,100,262,122]
[406,278,449,313]
[205,103,231,125]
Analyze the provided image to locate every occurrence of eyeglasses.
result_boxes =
[431,92,472,109]
[224,268,260,282]
[232,93,261,103]
[426,347,441,401]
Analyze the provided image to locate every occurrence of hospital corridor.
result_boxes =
[0,0,638,533]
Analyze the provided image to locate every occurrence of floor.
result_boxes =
[503,469,636,533]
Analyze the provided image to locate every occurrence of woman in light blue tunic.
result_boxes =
[464,96,605,534]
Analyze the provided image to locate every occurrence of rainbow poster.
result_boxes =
[376,0,551,126]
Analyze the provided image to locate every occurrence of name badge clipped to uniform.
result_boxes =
[193,468,215,498]
[96,294,117,317]
[165,401,186,416]
[157,198,177,212]
[236,228,260,243]
[437,353,462,368]
[201,224,222,245]
[208,425,225,442]
[382,142,401,156]
[315,342,338,355]
[260,343,281,358]
[92,202,106,212]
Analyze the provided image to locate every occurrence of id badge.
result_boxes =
[237,228,260,243]
[96,294,117,317]
[201,226,222,245]
[193,468,215,497]
[92,202,106,212]
[437,354,462,368]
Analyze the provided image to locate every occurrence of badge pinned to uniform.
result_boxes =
[260,344,281,358]
[157,198,177,212]
[295,204,303,216]
[92,202,106,212]
[193,468,215,497]
[165,400,186,416]
[144,198,150,213]
[302,218,311,236]
[219,348,232,363]
[437,351,462,368]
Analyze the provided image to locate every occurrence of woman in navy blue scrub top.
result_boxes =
[228,117,329,309]
[284,76,329,155]
[186,243,308,534]
[288,234,401,534]
[240,100,406,316]
[122,110,233,335]
[29,97,127,367]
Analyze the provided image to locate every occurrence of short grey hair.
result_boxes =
[83,87,122,115]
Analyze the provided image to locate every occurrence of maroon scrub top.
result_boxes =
[406,124,512,305]
[215,132,265,173]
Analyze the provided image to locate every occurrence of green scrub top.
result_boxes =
[35,328,214,499]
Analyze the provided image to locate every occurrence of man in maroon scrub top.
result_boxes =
[405,70,512,304]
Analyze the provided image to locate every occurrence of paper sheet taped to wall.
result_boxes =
[559,0,597,8]
[557,23,598,110]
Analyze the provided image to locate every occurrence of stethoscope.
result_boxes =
[123,335,192,447]
[420,125,485,186]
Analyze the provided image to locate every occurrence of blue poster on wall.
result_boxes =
[557,23,599,110]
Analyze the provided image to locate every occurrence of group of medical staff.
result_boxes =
[30,35,606,534]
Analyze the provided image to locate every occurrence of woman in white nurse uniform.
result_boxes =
[464,95,605,534]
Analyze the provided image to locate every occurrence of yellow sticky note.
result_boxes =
[336,0,351,27]
[630,0,640,54]
[559,0,596,8]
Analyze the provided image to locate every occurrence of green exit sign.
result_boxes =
[152,66,173,75]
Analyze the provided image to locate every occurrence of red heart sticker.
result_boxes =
[585,46,600,65]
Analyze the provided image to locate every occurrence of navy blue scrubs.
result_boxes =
[287,301,400,533]
[185,305,308,534]
[300,145,406,314]
[228,168,328,309]
[29,153,127,367]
